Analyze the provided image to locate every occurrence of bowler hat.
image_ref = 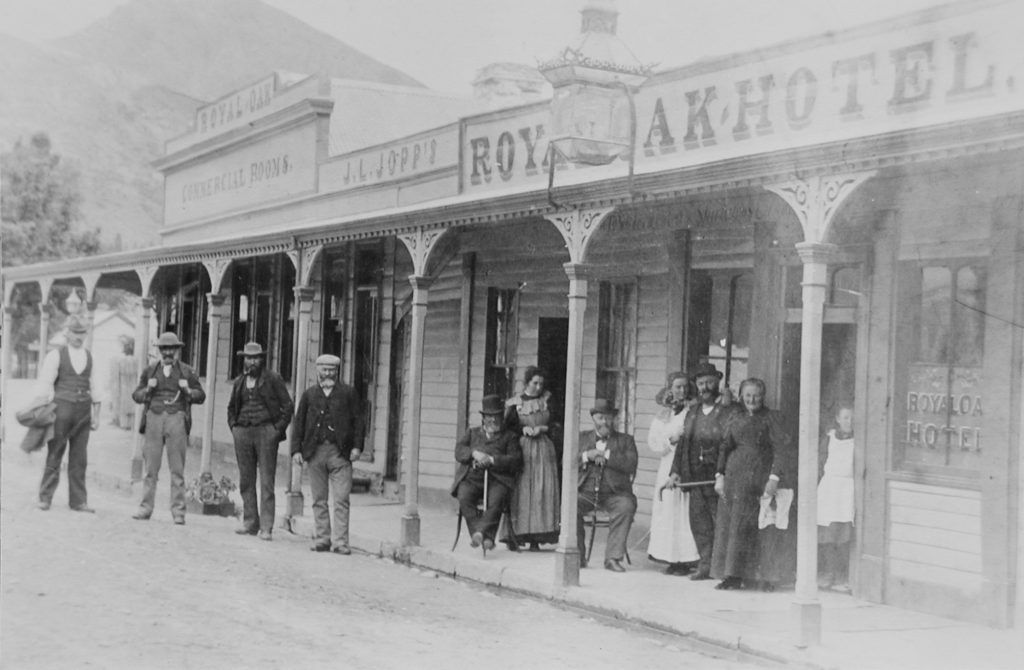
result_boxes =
[589,398,619,416]
[65,317,88,334]
[237,342,267,357]
[315,354,341,367]
[479,394,505,415]
[154,332,184,348]
[692,362,723,380]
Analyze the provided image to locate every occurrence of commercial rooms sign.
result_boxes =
[462,2,1022,193]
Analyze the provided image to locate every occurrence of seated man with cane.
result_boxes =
[577,399,638,572]
[451,395,522,550]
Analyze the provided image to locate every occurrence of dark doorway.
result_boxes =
[778,322,858,441]
[537,316,569,424]
[385,314,408,481]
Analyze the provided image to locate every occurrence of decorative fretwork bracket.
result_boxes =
[542,206,616,265]
[763,172,876,244]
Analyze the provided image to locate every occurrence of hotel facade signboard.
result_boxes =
[163,123,318,226]
[320,124,459,193]
[461,2,1021,194]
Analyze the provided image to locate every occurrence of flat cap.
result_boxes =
[315,354,341,367]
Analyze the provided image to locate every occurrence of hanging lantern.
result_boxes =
[539,1,651,166]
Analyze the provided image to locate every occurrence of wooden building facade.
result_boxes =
[3,0,1021,629]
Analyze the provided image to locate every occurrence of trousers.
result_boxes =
[309,441,353,549]
[39,399,91,507]
[233,424,279,533]
[689,484,718,573]
[139,411,188,519]
[576,489,637,563]
[456,472,510,541]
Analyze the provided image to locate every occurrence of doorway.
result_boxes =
[537,317,568,453]
[385,314,408,482]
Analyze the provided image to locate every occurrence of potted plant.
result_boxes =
[185,472,237,517]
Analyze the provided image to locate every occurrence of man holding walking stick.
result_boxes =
[577,399,638,572]
[451,395,521,550]
[668,362,739,580]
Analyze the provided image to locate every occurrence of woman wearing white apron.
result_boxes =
[817,406,856,591]
[647,377,700,575]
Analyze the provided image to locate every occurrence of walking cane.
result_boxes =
[586,460,603,565]
[481,467,490,557]
[658,479,717,501]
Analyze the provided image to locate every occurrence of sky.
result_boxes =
[0,0,959,94]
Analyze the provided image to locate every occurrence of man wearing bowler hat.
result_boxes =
[227,342,293,540]
[131,332,206,524]
[577,399,639,572]
[668,362,738,580]
[291,354,363,554]
[34,315,102,512]
[451,395,522,550]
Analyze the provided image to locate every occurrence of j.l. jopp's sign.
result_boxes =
[462,2,1022,192]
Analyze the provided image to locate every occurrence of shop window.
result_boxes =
[894,261,986,474]
[687,270,751,393]
[230,256,291,379]
[321,247,348,359]
[484,287,518,400]
[597,280,637,432]
[156,264,209,372]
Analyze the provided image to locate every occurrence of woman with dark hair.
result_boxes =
[502,366,561,551]
[711,378,795,591]
[647,381,699,575]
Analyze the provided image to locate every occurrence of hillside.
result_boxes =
[55,0,423,101]
[0,0,425,256]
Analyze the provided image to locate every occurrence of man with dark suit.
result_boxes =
[451,394,522,550]
[291,354,363,554]
[577,399,638,572]
[668,362,739,580]
[227,342,293,541]
[131,332,206,524]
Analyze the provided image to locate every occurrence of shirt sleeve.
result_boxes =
[33,349,61,401]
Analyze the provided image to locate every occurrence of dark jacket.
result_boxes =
[670,402,740,484]
[16,397,56,453]
[226,368,294,442]
[132,360,206,435]
[577,430,638,496]
[291,383,363,461]
[450,426,523,496]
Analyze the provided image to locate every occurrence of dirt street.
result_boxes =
[0,449,764,670]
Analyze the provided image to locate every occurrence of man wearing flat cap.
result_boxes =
[227,342,293,540]
[131,331,206,524]
[577,399,639,572]
[34,315,102,513]
[451,394,522,550]
[291,353,363,554]
[668,362,739,580]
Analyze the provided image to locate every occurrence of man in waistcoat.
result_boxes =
[668,362,739,580]
[131,332,206,524]
[577,399,638,572]
[227,342,293,540]
[35,316,102,512]
[291,354,363,554]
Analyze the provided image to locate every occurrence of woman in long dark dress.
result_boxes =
[711,378,795,590]
[502,366,561,551]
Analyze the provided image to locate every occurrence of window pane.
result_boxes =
[952,265,985,367]
[918,266,951,364]
[830,267,860,307]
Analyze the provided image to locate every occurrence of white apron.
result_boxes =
[817,430,855,526]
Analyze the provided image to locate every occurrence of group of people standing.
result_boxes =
[32,320,364,556]
[33,316,854,589]
[653,363,855,592]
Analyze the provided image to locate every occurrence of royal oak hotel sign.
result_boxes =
[461,2,1022,193]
